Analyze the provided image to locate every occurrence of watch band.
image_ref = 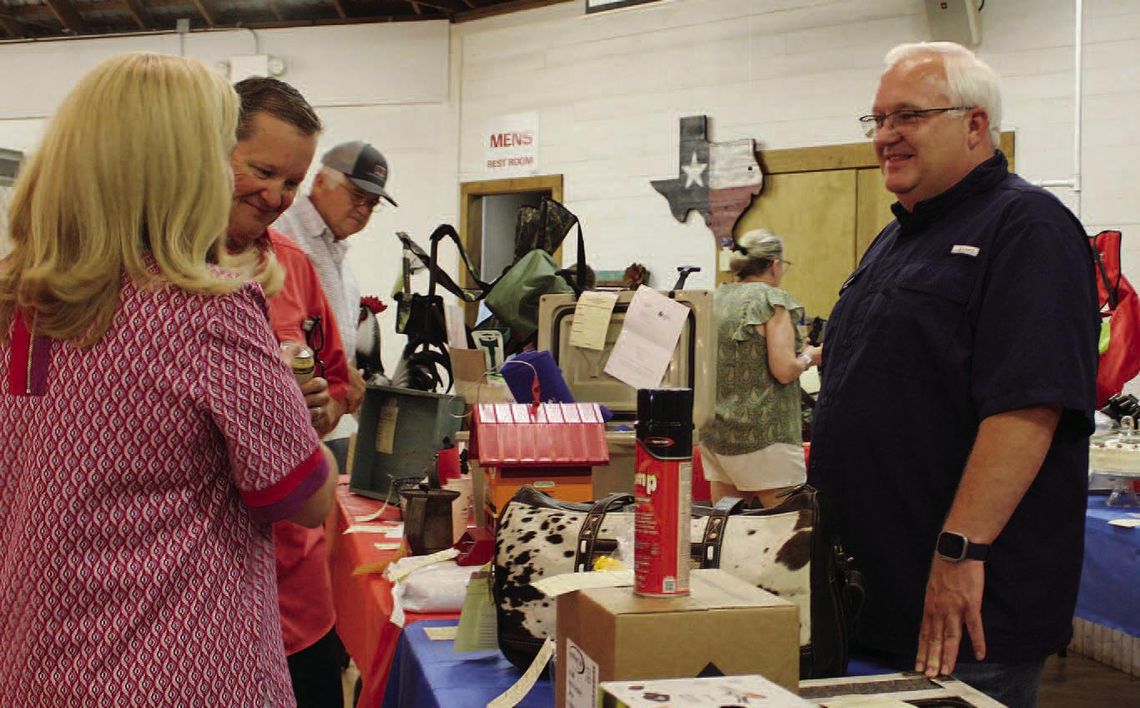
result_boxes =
[937,530,990,562]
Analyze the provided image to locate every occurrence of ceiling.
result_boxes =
[0,0,567,40]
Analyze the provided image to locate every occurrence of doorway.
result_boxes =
[459,174,564,323]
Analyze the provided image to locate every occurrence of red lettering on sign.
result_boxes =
[489,131,534,149]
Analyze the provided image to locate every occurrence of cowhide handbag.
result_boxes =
[492,484,864,679]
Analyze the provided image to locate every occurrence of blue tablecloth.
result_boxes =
[380,620,892,707]
[382,620,554,708]
[1075,495,1140,637]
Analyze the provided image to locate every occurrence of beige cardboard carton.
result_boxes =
[556,569,800,708]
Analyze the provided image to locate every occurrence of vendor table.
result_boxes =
[328,480,459,708]
[382,619,553,707]
[1070,495,1140,676]
[337,484,1140,704]
[380,620,896,707]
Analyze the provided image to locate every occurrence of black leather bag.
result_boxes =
[492,484,864,679]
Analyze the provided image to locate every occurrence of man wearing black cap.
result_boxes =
[275,140,397,470]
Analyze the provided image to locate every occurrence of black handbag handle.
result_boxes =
[698,496,745,568]
[574,492,633,571]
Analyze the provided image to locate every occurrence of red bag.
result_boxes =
[1091,230,1140,407]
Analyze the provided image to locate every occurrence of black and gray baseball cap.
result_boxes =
[321,141,397,206]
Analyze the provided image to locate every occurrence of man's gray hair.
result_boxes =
[884,42,1002,146]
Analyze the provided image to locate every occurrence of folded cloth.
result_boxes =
[500,350,613,421]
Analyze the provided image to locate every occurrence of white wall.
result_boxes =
[0,22,458,369]
[455,0,1139,289]
[1,0,1138,382]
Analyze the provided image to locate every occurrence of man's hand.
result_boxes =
[346,366,366,414]
[916,557,986,677]
[300,376,339,436]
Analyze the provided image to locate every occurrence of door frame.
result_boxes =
[458,174,564,323]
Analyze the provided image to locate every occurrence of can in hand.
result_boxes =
[279,341,315,385]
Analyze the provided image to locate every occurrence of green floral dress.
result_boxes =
[701,282,805,457]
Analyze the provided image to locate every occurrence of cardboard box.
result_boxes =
[598,675,812,708]
[556,569,800,708]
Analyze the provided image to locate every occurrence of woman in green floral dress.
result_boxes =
[700,229,821,508]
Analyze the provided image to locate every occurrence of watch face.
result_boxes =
[937,532,968,561]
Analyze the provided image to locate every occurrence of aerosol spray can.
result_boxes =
[634,387,693,597]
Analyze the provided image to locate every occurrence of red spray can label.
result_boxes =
[634,388,693,597]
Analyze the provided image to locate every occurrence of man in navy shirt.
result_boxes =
[808,42,1098,708]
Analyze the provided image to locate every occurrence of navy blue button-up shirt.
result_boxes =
[808,152,1099,663]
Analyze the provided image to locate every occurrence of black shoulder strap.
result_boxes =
[1090,232,1119,311]
[398,227,492,303]
[555,222,587,297]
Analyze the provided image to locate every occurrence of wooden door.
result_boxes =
[734,170,858,320]
[458,174,564,325]
[722,134,1015,319]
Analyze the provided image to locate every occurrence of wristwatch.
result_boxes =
[799,352,813,368]
[936,531,990,562]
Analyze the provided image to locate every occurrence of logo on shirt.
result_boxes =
[951,244,980,257]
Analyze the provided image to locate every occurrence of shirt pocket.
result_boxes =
[872,260,977,381]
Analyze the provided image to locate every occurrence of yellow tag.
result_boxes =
[425,625,459,641]
[455,567,499,653]
[376,404,398,454]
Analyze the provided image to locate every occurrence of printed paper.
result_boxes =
[569,291,619,351]
[604,286,689,390]
[533,569,634,598]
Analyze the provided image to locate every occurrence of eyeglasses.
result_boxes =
[858,106,975,138]
[342,182,382,212]
[780,258,793,270]
[302,316,326,378]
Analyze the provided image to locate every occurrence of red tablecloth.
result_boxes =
[327,479,459,708]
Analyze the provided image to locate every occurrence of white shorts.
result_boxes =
[700,443,806,492]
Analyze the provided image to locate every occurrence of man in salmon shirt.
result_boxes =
[222,76,349,708]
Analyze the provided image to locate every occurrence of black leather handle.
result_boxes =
[575,492,633,572]
[699,496,743,568]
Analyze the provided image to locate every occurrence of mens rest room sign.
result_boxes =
[484,112,538,178]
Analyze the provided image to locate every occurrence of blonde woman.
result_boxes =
[700,230,821,508]
[0,53,335,706]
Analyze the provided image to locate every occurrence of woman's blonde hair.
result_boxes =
[729,229,784,280]
[0,52,240,345]
[216,239,285,298]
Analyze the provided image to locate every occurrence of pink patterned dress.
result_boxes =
[0,273,326,706]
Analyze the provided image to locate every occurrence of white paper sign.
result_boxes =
[488,636,555,708]
[533,569,634,598]
[484,112,539,178]
[603,286,689,390]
